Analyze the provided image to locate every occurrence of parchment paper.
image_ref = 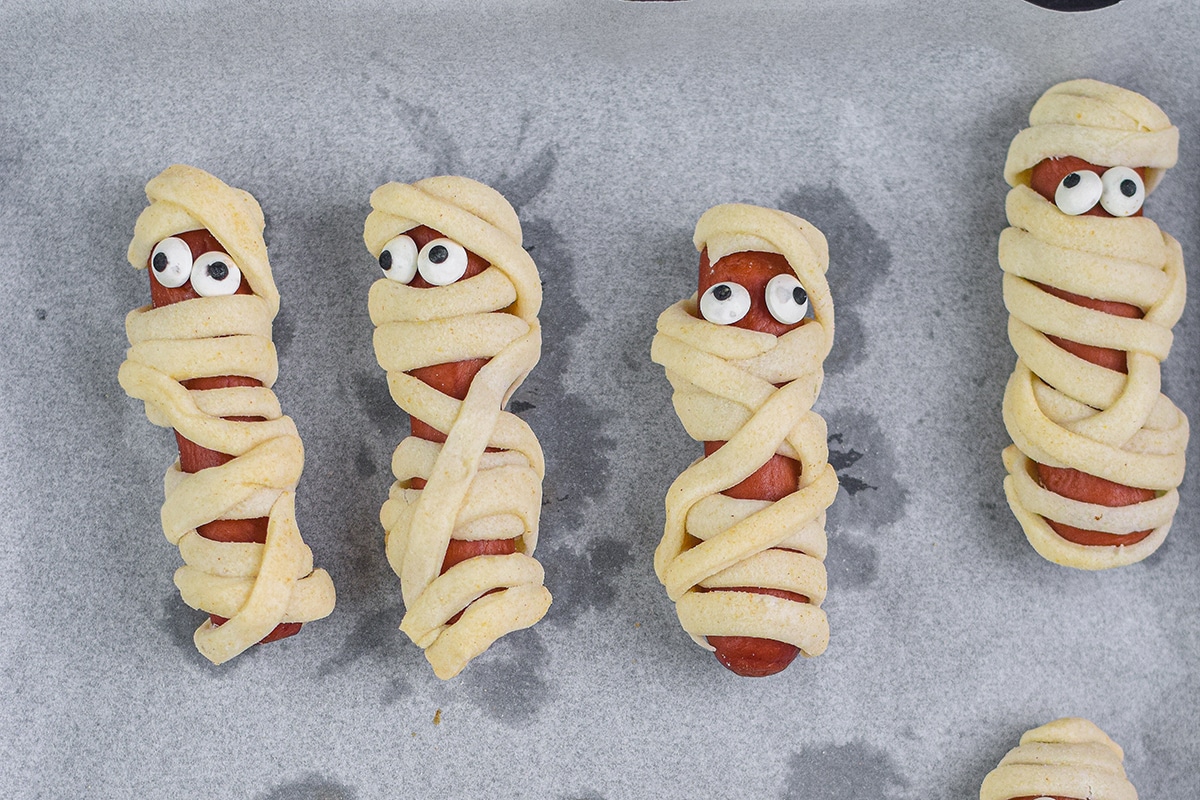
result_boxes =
[1,1,1197,797]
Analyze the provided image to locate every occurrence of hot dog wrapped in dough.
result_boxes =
[119,165,335,664]
[1000,79,1189,569]
[980,717,1138,800]
[651,203,839,677]
[364,176,551,680]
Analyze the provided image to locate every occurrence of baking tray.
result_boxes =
[1,1,1197,797]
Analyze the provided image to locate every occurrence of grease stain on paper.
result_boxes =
[460,631,552,724]
[824,409,908,590]
[257,774,357,800]
[778,185,893,377]
[781,740,908,800]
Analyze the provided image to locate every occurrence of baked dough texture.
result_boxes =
[119,164,335,664]
[650,203,838,657]
[1000,79,1189,569]
[365,176,551,680]
[980,717,1137,800]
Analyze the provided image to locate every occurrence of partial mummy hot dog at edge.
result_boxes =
[364,176,551,680]
[999,79,1189,570]
[118,164,335,664]
[651,203,838,677]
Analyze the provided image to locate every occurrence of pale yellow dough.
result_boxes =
[1000,80,1189,570]
[118,164,335,664]
[650,203,838,657]
[364,176,551,680]
[980,717,1137,800]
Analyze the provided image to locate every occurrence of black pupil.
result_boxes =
[152,252,169,272]
[379,251,393,271]
[1121,179,1137,197]
[429,245,449,264]
[1063,173,1081,189]
[208,262,229,281]
[793,287,808,306]
[713,284,732,301]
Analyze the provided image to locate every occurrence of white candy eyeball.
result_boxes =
[764,273,810,325]
[190,251,242,297]
[379,234,418,284]
[699,281,751,325]
[417,238,468,286]
[1100,166,1145,217]
[1054,169,1103,215]
[150,237,193,288]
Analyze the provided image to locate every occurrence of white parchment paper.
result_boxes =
[1,1,1196,797]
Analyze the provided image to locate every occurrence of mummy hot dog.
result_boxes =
[364,176,551,680]
[1000,79,1189,569]
[651,203,838,677]
[118,165,335,664]
[980,718,1138,800]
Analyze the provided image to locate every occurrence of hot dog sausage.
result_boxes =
[147,228,300,644]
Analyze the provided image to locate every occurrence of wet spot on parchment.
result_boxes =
[318,602,415,704]
[461,631,552,724]
[502,159,621,622]
[824,408,908,589]
[0,123,28,195]
[257,774,357,800]
[274,306,296,357]
[828,535,879,590]
[778,186,892,376]
[354,442,377,477]
[495,146,560,213]
[352,370,404,441]
[781,741,908,800]
[377,90,462,176]
[543,537,631,624]
[517,209,615,533]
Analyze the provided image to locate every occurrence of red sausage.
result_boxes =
[148,229,300,644]
[696,249,810,677]
[395,226,518,624]
[1026,158,1155,545]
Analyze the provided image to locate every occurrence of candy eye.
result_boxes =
[1100,166,1145,217]
[764,274,810,325]
[417,238,468,286]
[150,237,192,288]
[699,281,751,325]
[190,251,242,297]
[1054,170,1103,215]
[379,234,418,284]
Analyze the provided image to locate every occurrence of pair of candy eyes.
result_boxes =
[150,237,242,295]
[1054,166,1145,217]
[378,235,469,286]
[699,274,810,326]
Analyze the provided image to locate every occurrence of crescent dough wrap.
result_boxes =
[118,164,335,664]
[364,176,551,680]
[650,203,838,656]
[980,718,1138,800]
[1000,80,1189,569]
